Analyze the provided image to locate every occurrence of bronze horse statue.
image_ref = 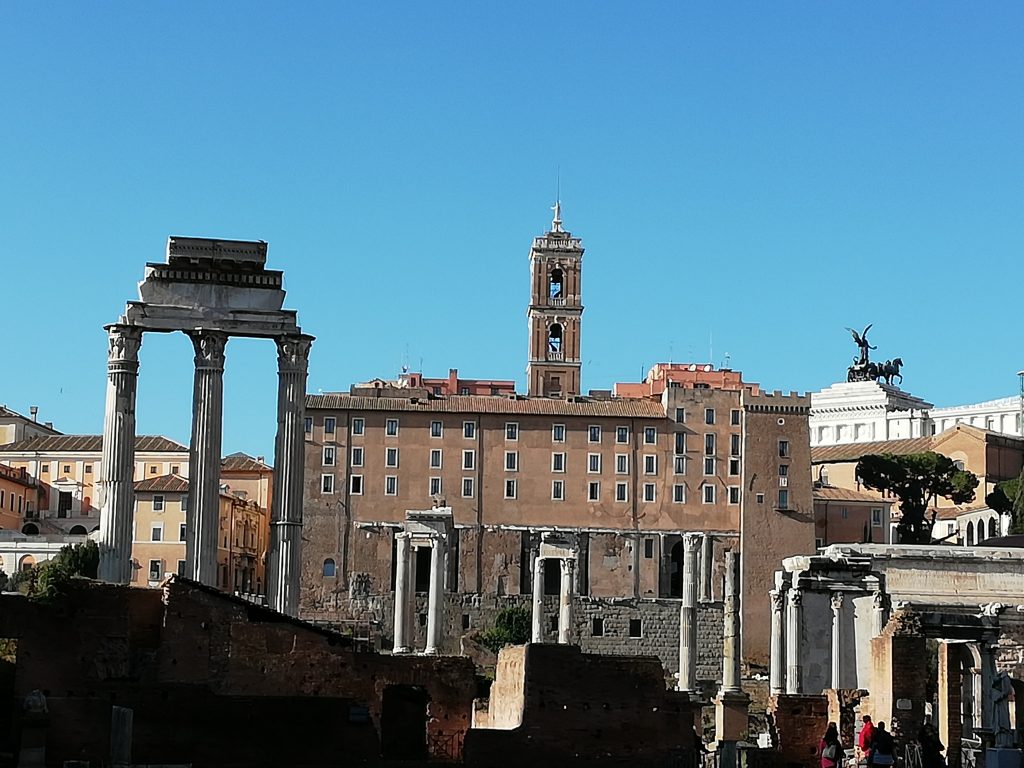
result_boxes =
[868,358,903,386]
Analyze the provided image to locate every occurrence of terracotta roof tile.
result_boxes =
[305,394,666,418]
[0,435,187,453]
[813,486,890,504]
[811,436,935,464]
[222,453,272,472]
[134,474,190,493]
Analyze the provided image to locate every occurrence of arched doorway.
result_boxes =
[19,555,35,572]
[966,522,974,546]
[69,525,88,535]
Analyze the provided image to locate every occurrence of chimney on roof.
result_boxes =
[256,456,265,463]
[44,422,53,429]
[29,406,38,422]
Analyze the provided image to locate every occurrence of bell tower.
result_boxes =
[527,202,584,398]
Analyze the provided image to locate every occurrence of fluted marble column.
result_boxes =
[393,533,411,653]
[185,330,227,587]
[98,325,143,583]
[769,589,785,694]
[872,590,890,637]
[677,533,701,693]
[267,334,313,615]
[558,557,575,644]
[699,533,713,602]
[425,537,445,654]
[831,591,844,689]
[531,554,545,643]
[720,549,742,694]
[786,588,803,694]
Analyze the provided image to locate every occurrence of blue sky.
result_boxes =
[2,4,1022,458]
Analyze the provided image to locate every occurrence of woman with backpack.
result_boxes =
[821,722,844,768]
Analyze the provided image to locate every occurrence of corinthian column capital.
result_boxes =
[276,334,313,372]
[106,324,143,366]
[188,330,228,370]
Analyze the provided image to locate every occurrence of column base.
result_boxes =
[423,647,440,656]
[715,690,751,743]
[393,646,412,655]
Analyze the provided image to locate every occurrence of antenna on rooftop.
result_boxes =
[709,331,714,368]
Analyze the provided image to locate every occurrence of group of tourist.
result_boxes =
[820,715,945,768]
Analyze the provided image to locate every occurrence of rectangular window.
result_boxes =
[351,446,364,467]
[704,457,715,475]
[324,417,336,434]
[730,434,741,456]
[673,484,686,503]
[704,433,715,455]
[350,475,363,494]
[179,523,187,541]
[588,481,600,501]
[385,447,399,468]
[151,524,163,542]
[756,493,765,504]
[729,486,740,504]
[644,538,654,558]
[464,421,476,439]
[177,560,186,576]
[385,476,398,496]
[552,424,566,442]
[872,508,883,527]
[644,427,657,445]
[430,449,442,469]
[323,446,336,466]
[705,408,715,425]
[729,458,740,476]
[462,478,474,498]
[149,560,162,581]
[463,450,475,470]
[322,475,335,493]
[616,482,628,502]
[430,420,443,438]
[779,464,789,477]
[629,618,642,638]
[592,617,605,636]
[588,453,602,473]
[675,407,685,423]
[589,425,602,443]
[304,417,313,434]
[352,417,365,435]
[674,456,686,474]
[552,480,564,501]
[674,432,686,455]
[505,451,518,471]
[154,465,162,475]
[181,494,189,512]
[385,418,399,437]
[430,477,442,496]
[615,454,629,474]
[505,479,517,499]
[506,422,519,441]
[552,452,566,472]
[703,485,716,504]
[778,489,790,509]
[616,426,629,444]
[644,455,657,475]
[153,494,165,512]
[731,409,741,426]
[779,440,790,458]
[643,483,656,502]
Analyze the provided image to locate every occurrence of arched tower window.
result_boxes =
[323,558,337,577]
[988,517,998,539]
[966,521,974,546]
[548,323,563,355]
[549,268,564,300]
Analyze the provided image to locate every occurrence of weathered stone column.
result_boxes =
[184,330,227,587]
[98,324,143,584]
[785,587,803,694]
[830,592,845,688]
[531,554,545,643]
[267,335,313,615]
[558,557,575,645]
[393,533,411,653]
[769,589,785,694]
[872,590,889,637]
[699,533,713,602]
[677,532,700,693]
[980,642,995,734]
[425,537,445,654]
[721,550,742,694]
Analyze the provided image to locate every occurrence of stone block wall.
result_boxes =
[768,693,829,768]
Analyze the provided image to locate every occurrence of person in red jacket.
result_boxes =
[859,715,876,765]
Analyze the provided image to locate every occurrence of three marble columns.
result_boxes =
[531,555,575,644]
[392,533,447,654]
[97,324,312,616]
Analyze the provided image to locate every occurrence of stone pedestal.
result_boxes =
[98,325,143,584]
[267,335,312,615]
[715,691,751,743]
[185,330,227,586]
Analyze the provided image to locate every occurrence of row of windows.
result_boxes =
[149,494,188,512]
[307,417,755,445]
[146,522,188,542]
[0,489,24,513]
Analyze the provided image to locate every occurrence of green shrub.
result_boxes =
[478,606,531,653]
